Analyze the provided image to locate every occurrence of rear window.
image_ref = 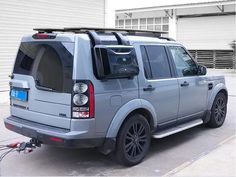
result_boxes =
[13,42,74,93]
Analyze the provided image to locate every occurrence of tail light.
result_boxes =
[32,33,56,39]
[72,80,94,119]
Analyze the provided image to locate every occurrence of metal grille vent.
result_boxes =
[188,50,235,69]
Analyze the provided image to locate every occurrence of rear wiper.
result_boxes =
[35,85,56,92]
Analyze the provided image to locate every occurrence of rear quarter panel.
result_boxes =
[73,35,139,136]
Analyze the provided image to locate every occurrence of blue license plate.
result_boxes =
[11,88,28,102]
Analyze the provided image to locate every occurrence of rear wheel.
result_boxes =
[115,114,151,166]
[207,92,227,128]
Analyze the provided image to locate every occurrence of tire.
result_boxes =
[207,92,227,128]
[115,114,151,166]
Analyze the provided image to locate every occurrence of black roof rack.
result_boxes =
[33,27,175,45]
[33,28,65,33]
[158,36,176,41]
[33,27,167,35]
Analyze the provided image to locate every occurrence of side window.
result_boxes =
[140,46,152,79]
[145,45,172,79]
[169,46,198,77]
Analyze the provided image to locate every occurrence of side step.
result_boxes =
[152,119,203,139]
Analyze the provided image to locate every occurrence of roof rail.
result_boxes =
[158,36,176,41]
[33,28,65,33]
[33,27,173,43]
[33,27,167,35]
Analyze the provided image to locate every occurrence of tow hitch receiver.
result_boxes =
[0,138,41,162]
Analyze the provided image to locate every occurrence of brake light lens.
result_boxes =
[72,80,95,119]
[89,82,95,118]
[32,33,56,39]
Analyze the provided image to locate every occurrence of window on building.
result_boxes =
[132,19,138,25]
[140,18,146,25]
[147,18,154,24]
[132,19,138,29]
[155,25,162,31]
[125,19,131,28]
[155,17,161,24]
[163,17,169,24]
[118,20,124,28]
[163,25,169,31]
[115,16,169,33]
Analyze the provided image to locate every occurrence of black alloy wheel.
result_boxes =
[207,92,227,128]
[115,114,151,166]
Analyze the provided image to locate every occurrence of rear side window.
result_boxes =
[13,42,74,93]
[141,45,172,79]
[140,46,152,79]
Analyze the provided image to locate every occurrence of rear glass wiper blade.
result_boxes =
[35,85,56,92]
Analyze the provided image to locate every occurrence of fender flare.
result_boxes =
[106,99,157,138]
[207,83,228,110]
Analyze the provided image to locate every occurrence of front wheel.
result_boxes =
[115,114,151,166]
[207,92,227,128]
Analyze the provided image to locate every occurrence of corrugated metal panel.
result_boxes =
[215,50,234,69]
[177,15,235,50]
[188,50,197,60]
[0,0,105,91]
[196,50,214,68]
[188,50,235,69]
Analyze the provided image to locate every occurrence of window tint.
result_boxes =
[169,46,198,77]
[145,46,172,79]
[140,46,152,79]
[13,42,74,93]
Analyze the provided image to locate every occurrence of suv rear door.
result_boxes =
[138,44,179,125]
[10,39,74,129]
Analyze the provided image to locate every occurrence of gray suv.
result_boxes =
[5,27,228,166]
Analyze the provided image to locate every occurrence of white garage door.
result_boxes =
[177,15,236,50]
[0,0,105,91]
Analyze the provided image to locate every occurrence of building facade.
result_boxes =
[0,0,106,92]
[115,0,236,69]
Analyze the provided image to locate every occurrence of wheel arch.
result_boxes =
[207,83,228,110]
[105,99,157,138]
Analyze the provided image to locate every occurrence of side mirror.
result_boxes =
[197,64,207,75]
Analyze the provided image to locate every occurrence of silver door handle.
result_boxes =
[180,81,189,87]
[143,85,155,91]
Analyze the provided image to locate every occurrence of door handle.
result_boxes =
[143,85,155,91]
[180,81,189,87]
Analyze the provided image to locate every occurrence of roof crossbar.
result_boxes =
[112,32,130,45]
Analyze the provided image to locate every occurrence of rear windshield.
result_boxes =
[13,42,74,93]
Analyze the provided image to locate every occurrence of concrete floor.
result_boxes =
[0,69,235,176]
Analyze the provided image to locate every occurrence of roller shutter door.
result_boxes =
[0,0,105,91]
[177,15,235,50]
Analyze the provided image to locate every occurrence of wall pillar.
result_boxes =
[168,9,177,39]
[104,0,115,28]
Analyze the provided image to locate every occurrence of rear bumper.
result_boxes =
[4,116,104,148]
